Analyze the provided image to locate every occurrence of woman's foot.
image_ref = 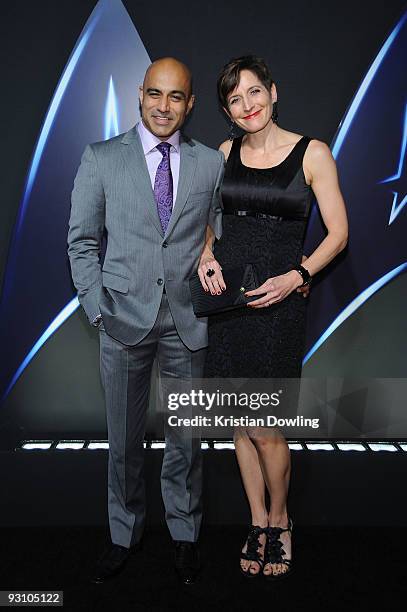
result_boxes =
[240,525,267,577]
[263,517,293,579]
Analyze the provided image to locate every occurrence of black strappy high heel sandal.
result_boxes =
[240,525,266,578]
[263,517,294,581]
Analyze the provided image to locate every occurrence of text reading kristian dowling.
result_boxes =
[165,390,320,429]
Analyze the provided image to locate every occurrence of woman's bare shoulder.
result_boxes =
[305,138,333,163]
[219,139,233,160]
[303,138,336,184]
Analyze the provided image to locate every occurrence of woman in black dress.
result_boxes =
[198,56,348,579]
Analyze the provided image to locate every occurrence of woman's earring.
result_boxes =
[271,101,278,123]
[228,121,236,141]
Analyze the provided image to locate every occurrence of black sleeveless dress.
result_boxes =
[204,135,313,378]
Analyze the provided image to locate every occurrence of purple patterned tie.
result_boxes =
[154,142,173,233]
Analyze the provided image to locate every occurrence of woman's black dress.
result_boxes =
[204,135,313,379]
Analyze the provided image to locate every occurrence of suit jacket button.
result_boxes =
[162,241,168,248]
[157,278,164,285]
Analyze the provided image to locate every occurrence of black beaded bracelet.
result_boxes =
[294,265,312,287]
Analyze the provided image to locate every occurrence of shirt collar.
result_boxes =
[137,120,180,155]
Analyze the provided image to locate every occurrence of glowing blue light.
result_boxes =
[381,104,407,183]
[387,191,407,225]
[2,0,152,403]
[1,5,103,401]
[305,12,407,363]
[15,13,101,235]
[331,13,406,158]
[4,73,120,400]
[3,297,80,400]
[104,76,120,139]
[303,262,407,364]
[379,103,407,225]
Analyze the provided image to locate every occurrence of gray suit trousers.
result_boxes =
[99,293,205,548]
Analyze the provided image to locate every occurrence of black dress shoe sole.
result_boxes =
[90,542,142,584]
[90,563,129,584]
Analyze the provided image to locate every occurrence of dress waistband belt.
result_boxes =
[223,210,284,221]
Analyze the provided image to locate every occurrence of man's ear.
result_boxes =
[138,85,144,104]
[186,94,195,114]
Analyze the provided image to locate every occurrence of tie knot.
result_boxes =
[156,142,171,157]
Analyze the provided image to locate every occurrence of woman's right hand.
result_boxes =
[197,249,226,295]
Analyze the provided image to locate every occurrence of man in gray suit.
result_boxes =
[67,57,224,585]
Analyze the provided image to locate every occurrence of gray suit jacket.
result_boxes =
[67,124,224,350]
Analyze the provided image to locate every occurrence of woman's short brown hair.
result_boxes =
[217,55,274,108]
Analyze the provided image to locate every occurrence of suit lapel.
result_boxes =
[120,127,197,238]
[120,126,164,236]
[164,138,197,238]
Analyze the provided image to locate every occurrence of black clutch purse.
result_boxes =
[189,263,263,317]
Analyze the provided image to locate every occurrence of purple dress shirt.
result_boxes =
[137,120,180,206]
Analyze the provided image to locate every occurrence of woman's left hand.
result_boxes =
[244,270,303,308]
[296,254,310,298]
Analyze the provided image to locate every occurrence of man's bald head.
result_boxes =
[139,57,195,140]
[143,57,193,98]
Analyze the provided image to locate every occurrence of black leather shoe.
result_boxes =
[174,541,200,585]
[90,541,141,584]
